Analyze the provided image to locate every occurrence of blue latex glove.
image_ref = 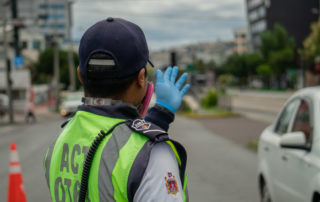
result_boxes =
[155,66,190,113]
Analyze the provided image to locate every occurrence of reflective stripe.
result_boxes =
[98,124,133,202]
[142,129,166,134]
[9,165,21,174]
[10,151,19,162]
[166,141,181,166]
[185,186,189,202]
[44,134,59,188]
[88,59,115,66]
[166,140,188,202]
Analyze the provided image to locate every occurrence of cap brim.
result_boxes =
[148,59,154,68]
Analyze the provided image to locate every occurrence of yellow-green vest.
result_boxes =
[44,110,188,202]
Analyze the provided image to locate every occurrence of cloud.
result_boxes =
[72,0,246,50]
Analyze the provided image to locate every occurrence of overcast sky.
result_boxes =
[72,0,247,51]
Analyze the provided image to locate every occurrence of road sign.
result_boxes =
[14,55,24,67]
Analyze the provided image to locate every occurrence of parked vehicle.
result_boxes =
[60,92,83,117]
[258,87,320,202]
[0,94,9,119]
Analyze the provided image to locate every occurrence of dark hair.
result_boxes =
[83,71,140,98]
[82,52,146,98]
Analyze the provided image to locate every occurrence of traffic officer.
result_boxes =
[44,17,190,202]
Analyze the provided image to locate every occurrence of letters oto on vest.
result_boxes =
[54,143,90,202]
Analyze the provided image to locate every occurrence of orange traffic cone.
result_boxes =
[8,142,27,202]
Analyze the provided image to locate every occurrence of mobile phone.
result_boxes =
[139,82,154,118]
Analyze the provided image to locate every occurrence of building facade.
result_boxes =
[37,0,70,39]
[233,28,249,54]
[246,0,319,51]
[12,0,70,40]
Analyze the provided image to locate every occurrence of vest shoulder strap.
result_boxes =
[127,119,169,142]
[126,119,187,202]
[60,118,71,128]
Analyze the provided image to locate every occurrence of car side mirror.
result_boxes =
[280,131,309,150]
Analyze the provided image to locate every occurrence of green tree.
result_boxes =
[194,59,205,72]
[300,18,320,61]
[205,60,216,70]
[29,48,80,89]
[244,53,263,76]
[257,64,273,88]
[260,24,296,84]
[218,53,263,85]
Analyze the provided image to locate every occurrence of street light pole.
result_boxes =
[1,0,14,124]
[319,0,320,18]
[10,0,20,56]
[52,2,60,111]
[67,0,75,91]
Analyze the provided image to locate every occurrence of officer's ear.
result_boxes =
[77,67,83,84]
[137,68,146,88]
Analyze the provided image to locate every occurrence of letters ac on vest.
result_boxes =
[60,144,89,174]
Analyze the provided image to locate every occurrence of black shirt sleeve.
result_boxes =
[144,105,175,132]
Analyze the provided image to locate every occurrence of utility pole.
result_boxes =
[67,1,75,91]
[52,2,60,111]
[170,51,177,67]
[2,0,14,124]
[53,38,60,111]
[11,0,20,56]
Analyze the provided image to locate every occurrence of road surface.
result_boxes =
[0,114,259,201]
[170,116,259,202]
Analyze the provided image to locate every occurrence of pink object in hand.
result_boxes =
[139,82,154,118]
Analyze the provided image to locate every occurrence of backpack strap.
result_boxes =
[128,119,169,142]
[60,118,71,128]
[167,139,187,188]
[126,119,187,202]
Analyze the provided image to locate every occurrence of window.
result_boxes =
[39,4,65,10]
[32,40,41,50]
[39,4,48,9]
[249,10,258,21]
[251,20,267,33]
[248,5,266,22]
[248,0,264,9]
[292,100,312,144]
[258,7,266,17]
[50,4,65,9]
[48,14,64,19]
[22,41,28,49]
[275,99,299,134]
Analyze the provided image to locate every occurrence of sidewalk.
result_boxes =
[196,116,269,151]
[0,107,62,135]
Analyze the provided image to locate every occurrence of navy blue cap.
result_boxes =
[79,17,153,79]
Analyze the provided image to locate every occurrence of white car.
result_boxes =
[258,87,320,202]
[60,92,83,117]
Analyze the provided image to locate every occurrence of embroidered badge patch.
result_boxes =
[165,172,179,196]
[132,119,151,131]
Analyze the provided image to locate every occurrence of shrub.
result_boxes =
[178,100,192,113]
[202,89,218,109]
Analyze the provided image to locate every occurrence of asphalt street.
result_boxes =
[170,116,259,202]
[0,115,62,202]
[0,114,259,202]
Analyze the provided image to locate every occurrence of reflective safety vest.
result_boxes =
[44,110,188,202]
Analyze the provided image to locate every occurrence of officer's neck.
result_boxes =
[85,90,140,107]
